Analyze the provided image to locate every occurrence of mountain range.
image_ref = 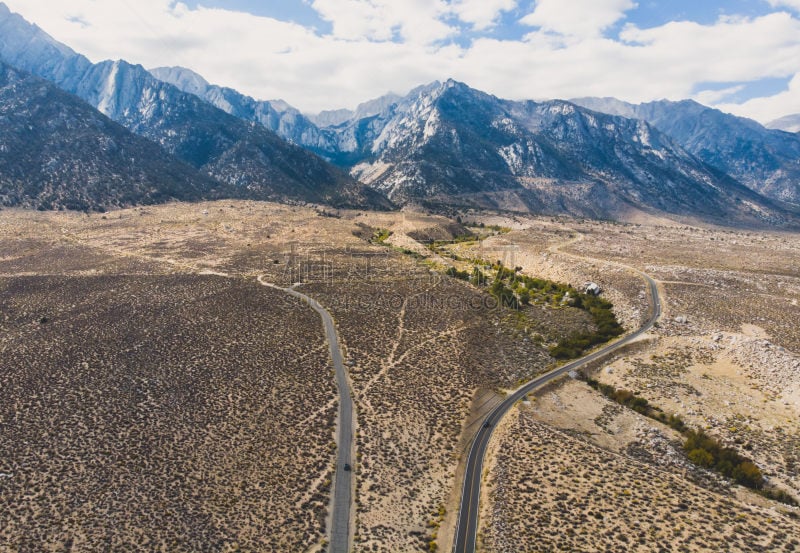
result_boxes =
[150,66,797,226]
[0,3,387,210]
[0,60,225,211]
[571,97,800,206]
[0,2,798,227]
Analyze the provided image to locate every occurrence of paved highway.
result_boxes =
[452,273,661,553]
[258,278,354,553]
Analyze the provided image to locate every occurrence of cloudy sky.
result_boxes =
[4,0,800,122]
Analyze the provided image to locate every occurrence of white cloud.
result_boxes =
[521,0,637,38]
[450,0,517,30]
[618,13,800,82]
[767,0,800,12]
[715,73,800,122]
[307,0,516,42]
[309,0,453,44]
[2,1,800,122]
[692,85,746,106]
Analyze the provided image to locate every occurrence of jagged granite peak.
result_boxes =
[569,96,643,119]
[0,60,225,211]
[309,108,355,128]
[148,65,334,151]
[148,65,440,168]
[353,92,404,119]
[309,92,404,127]
[572,97,800,206]
[0,3,91,91]
[0,4,388,209]
[767,114,800,133]
[267,99,298,114]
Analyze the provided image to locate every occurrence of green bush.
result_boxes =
[688,448,714,468]
[445,267,470,281]
[490,279,519,310]
[758,487,798,506]
[371,228,392,244]
[733,462,764,489]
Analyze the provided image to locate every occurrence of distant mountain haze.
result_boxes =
[767,114,800,134]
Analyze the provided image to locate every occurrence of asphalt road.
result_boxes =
[452,274,661,553]
[257,278,354,553]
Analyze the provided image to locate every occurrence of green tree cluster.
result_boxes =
[438,257,626,360]
[583,377,687,433]
[578,375,795,501]
[490,278,519,309]
[371,228,392,244]
[445,266,470,281]
[549,292,625,359]
[683,430,764,489]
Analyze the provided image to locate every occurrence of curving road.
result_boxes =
[257,277,354,553]
[452,273,661,553]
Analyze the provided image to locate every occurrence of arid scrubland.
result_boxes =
[294,219,583,552]
[0,203,597,552]
[477,216,800,551]
[482,406,800,553]
[3,203,799,552]
[566,221,800,500]
[0,204,345,551]
[0,274,336,551]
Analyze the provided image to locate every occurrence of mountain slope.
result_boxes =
[0,61,224,211]
[148,66,335,152]
[142,59,796,226]
[345,80,791,226]
[148,66,405,167]
[0,4,388,209]
[307,93,403,128]
[573,97,800,206]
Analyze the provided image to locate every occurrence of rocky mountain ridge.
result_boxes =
[0,61,225,211]
[572,97,800,206]
[0,3,388,209]
[0,2,796,225]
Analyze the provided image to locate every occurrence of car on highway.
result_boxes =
[343,463,351,471]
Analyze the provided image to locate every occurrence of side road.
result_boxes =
[451,265,662,552]
[258,277,355,553]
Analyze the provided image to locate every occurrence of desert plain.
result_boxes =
[0,201,798,552]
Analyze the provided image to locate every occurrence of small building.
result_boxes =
[584,282,602,296]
